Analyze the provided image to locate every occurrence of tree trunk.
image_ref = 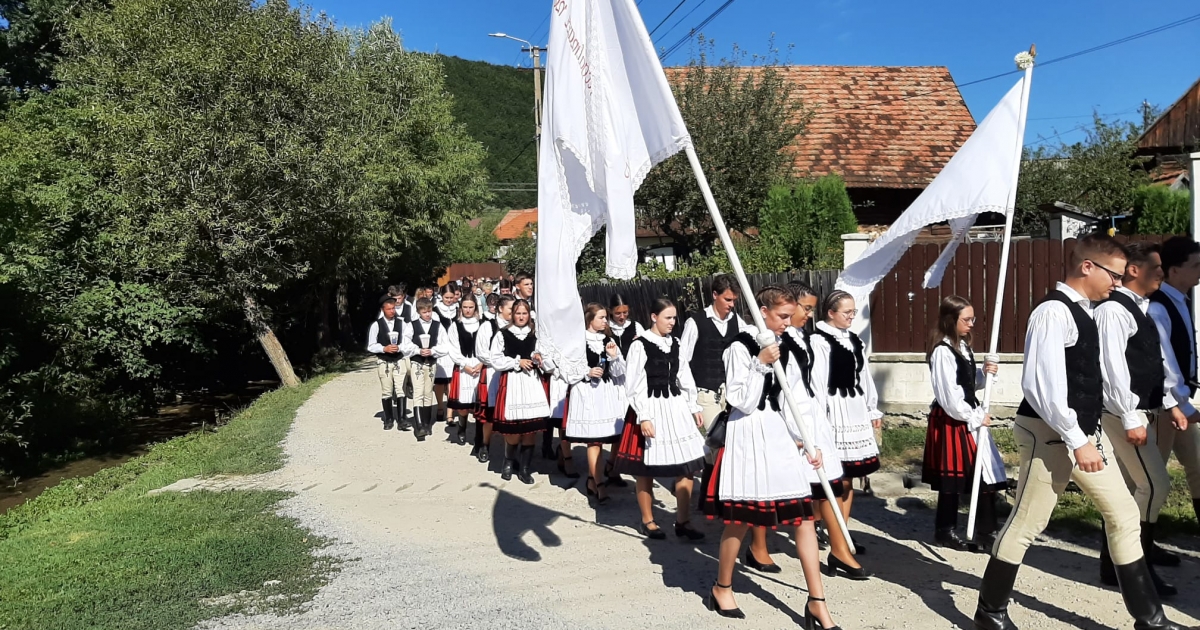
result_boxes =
[242,294,301,388]
[316,285,334,349]
[336,282,355,349]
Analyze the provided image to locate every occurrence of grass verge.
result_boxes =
[0,372,345,630]
[880,425,1199,538]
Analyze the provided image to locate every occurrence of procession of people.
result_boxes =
[368,238,1200,629]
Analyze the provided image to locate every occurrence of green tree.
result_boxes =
[1131,185,1191,235]
[1015,113,1152,234]
[635,38,811,254]
[445,215,501,265]
[503,232,537,277]
[758,175,857,269]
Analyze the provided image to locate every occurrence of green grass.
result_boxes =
[880,425,1200,538]
[0,373,344,630]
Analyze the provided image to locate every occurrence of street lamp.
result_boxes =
[489,32,546,169]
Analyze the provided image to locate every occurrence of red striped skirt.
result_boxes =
[492,373,545,435]
[921,404,1005,494]
[700,447,816,528]
[612,409,704,478]
[448,367,484,410]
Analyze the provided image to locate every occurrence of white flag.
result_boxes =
[836,76,1030,302]
[535,0,691,378]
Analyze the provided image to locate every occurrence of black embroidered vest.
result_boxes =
[732,332,787,411]
[932,341,979,409]
[781,329,815,398]
[586,336,615,382]
[456,321,479,359]
[1108,291,1166,409]
[396,301,412,323]
[1017,290,1104,435]
[500,328,537,360]
[374,317,403,362]
[410,319,440,365]
[637,337,681,398]
[435,303,458,329]
[1149,289,1195,395]
[813,328,865,398]
[688,311,740,392]
[614,323,639,357]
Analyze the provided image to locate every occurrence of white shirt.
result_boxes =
[367,316,415,356]
[1095,287,1177,429]
[1148,282,1197,417]
[475,318,506,369]
[406,317,450,361]
[625,330,702,419]
[609,319,645,339]
[810,321,884,421]
[679,305,753,374]
[446,317,483,368]
[1021,282,1098,450]
[930,338,987,429]
[563,331,627,384]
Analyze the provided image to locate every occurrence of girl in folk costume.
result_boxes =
[473,294,515,463]
[491,299,551,484]
[562,304,628,505]
[608,293,644,358]
[614,298,707,541]
[810,290,881,575]
[446,294,486,447]
[482,293,499,322]
[434,283,461,424]
[922,296,1005,551]
[702,287,839,628]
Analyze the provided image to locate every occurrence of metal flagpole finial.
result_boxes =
[1015,44,1036,70]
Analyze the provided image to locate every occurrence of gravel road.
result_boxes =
[196,364,1200,630]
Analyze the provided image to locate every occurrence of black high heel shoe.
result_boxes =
[823,553,870,580]
[557,455,581,479]
[639,521,667,540]
[674,520,705,541]
[804,596,841,630]
[705,582,745,619]
[586,476,609,505]
[744,548,782,574]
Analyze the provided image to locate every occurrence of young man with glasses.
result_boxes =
[974,232,1190,630]
[1094,241,1185,596]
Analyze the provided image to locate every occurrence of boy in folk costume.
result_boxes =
[367,298,414,432]
[406,297,449,442]
[1148,236,1200,528]
[974,233,1192,630]
[1097,242,1186,596]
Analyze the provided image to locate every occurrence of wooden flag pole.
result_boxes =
[967,48,1035,540]
[684,145,856,553]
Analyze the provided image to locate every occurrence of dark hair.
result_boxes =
[711,274,739,297]
[785,281,816,301]
[609,293,631,309]
[650,297,675,316]
[1070,231,1127,267]
[512,299,536,333]
[485,293,500,308]
[1123,241,1161,280]
[459,293,478,315]
[514,272,533,285]
[1160,236,1200,277]
[497,294,516,309]
[387,285,402,297]
[929,295,972,360]
[584,303,612,337]
[822,290,853,321]
[440,283,456,296]
[415,297,433,311]
[382,297,397,308]
[756,285,796,308]
[499,278,513,290]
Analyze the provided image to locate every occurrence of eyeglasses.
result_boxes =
[1087,259,1123,284]
[959,317,976,325]
[838,309,858,317]
[799,305,815,314]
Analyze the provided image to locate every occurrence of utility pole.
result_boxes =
[489,33,547,170]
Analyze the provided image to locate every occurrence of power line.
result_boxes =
[659,0,737,61]
[653,0,711,46]
[1024,124,1089,147]
[495,140,536,178]
[648,0,690,37]
[829,12,1200,114]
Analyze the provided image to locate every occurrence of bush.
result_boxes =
[759,175,858,269]
[1132,185,1190,235]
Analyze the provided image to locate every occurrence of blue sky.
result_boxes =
[310,0,1200,145]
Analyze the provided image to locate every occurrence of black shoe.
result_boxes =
[1114,559,1191,629]
[381,398,395,430]
[970,531,997,555]
[412,406,429,441]
[823,553,870,580]
[500,444,516,481]
[517,445,535,485]
[586,476,610,506]
[640,521,667,540]
[675,521,705,542]
[455,420,468,445]
[974,558,1019,630]
[935,528,970,551]
[744,548,781,573]
[705,583,745,619]
[477,447,490,463]
[394,397,411,431]
[1143,521,1181,567]
[815,522,830,550]
[557,455,580,479]
[804,596,841,630]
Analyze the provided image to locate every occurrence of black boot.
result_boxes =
[1141,526,1178,597]
[470,419,483,458]
[413,406,429,441]
[394,397,411,431]
[426,406,438,435]
[517,444,535,484]
[1100,530,1118,587]
[974,557,1019,630]
[935,528,970,551]
[381,398,395,431]
[541,423,555,460]
[456,415,468,445]
[1144,521,1181,567]
[1114,559,1192,630]
[501,443,517,481]
[476,425,491,463]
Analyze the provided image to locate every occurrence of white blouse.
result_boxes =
[810,321,883,421]
[490,325,536,373]
[930,338,987,429]
[624,330,701,420]
[446,317,483,368]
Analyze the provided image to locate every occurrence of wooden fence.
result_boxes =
[579,270,840,332]
[871,235,1169,354]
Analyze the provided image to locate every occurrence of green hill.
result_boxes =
[438,55,538,210]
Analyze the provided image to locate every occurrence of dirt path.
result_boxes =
[199,364,1200,629]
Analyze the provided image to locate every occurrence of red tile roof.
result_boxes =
[493,208,538,240]
[665,65,976,189]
